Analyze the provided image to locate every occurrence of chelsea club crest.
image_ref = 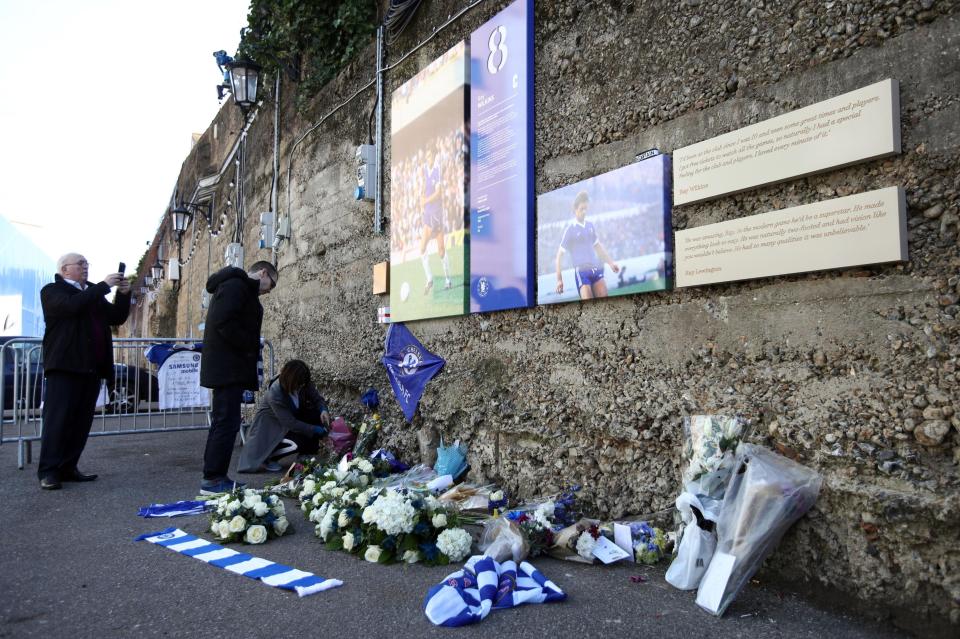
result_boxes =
[476,277,490,298]
[399,345,422,376]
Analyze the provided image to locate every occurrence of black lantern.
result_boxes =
[151,261,164,281]
[227,58,261,111]
[144,276,153,286]
[171,204,193,237]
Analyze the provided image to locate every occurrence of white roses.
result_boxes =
[436,528,472,562]
[209,488,289,545]
[364,545,382,563]
[342,531,356,551]
[432,513,448,529]
[228,515,247,533]
[245,524,267,544]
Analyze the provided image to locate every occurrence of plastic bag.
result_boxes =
[327,417,356,456]
[434,437,468,481]
[378,463,438,489]
[695,444,822,616]
[666,493,719,590]
[478,517,530,563]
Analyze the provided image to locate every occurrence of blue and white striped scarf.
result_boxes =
[423,555,566,627]
[137,500,212,518]
[136,528,342,597]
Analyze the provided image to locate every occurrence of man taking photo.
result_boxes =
[38,253,130,490]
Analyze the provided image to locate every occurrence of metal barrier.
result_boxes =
[1,337,275,469]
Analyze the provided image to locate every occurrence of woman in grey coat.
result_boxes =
[237,360,331,473]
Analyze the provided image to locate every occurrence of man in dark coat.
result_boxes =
[38,253,130,490]
[199,260,278,494]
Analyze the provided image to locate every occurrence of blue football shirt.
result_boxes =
[559,220,600,268]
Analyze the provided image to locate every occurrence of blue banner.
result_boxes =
[382,323,445,421]
[469,0,534,313]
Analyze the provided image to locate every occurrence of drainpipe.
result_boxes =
[374,24,385,235]
[271,73,281,263]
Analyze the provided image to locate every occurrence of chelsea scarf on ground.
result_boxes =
[423,555,566,627]
[136,528,343,597]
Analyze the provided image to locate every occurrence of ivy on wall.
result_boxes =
[237,0,377,111]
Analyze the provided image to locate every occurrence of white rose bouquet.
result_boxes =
[209,488,291,544]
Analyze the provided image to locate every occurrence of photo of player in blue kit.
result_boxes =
[553,190,621,299]
[419,144,452,294]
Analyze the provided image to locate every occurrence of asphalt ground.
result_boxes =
[0,430,909,639]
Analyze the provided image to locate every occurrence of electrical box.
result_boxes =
[225,243,244,268]
[274,217,291,248]
[259,211,275,249]
[355,144,377,202]
[372,261,389,294]
[168,258,181,281]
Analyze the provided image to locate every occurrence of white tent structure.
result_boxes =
[0,215,53,336]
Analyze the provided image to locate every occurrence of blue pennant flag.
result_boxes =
[381,323,445,421]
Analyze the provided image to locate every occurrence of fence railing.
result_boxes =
[1,336,274,469]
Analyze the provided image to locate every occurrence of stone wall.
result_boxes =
[155,1,959,631]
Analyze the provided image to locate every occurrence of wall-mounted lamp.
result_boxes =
[151,261,164,282]
[170,204,193,237]
[226,58,261,113]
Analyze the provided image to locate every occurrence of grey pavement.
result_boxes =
[0,430,909,638]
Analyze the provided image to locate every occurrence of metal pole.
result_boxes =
[374,24,385,234]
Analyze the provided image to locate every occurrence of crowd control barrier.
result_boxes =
[0,337,274,469]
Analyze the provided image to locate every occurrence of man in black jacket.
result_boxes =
[38,253,130,490]
[199,260,278,494]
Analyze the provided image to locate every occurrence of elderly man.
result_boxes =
[199,260,278,495]
[38,254,130,490]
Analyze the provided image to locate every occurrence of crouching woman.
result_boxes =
[238,359,330,473]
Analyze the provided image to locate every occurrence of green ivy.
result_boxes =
[237,0,377,111]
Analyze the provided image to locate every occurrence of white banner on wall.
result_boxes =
[158,350,210,410]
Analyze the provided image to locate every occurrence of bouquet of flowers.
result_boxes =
[438,483,497,512]
[352,412,382,458]
[208,488,290,544]
[311,484,480,566]
[565,520,669,565]
[298,454,386,521]
[627,521,669,564]
[682,415,744,499]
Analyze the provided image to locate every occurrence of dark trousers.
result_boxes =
[272,430,322,459]
[202,384,244,480]
[38,372,101,480]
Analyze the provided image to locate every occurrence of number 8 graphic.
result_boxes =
[487,25,508,74]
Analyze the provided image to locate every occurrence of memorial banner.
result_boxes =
[390,42,470,322]
[469,0,534,313]
[537,155,673,305]
[675,186,907,288]
[382,323,445,422]
[158,350,209,410]
[673,79,900,205]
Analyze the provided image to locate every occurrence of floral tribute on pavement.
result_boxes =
[298,454,481,565]
[208,488,290,544]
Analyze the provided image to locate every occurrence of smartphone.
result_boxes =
[118,262,126,275]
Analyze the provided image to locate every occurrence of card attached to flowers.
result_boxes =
[591,535,631,564]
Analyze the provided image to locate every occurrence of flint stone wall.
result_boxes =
[159,1,959,630]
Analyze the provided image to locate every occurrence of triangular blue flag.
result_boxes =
[381,323,445,421]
